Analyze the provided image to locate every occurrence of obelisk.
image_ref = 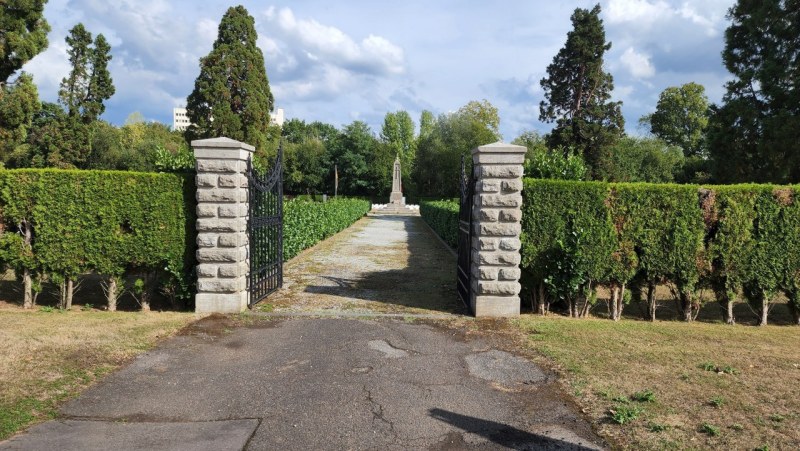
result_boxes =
[389,156,404,206]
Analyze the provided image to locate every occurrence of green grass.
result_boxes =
[512,314,800,450]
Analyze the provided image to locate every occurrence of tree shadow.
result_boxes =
[428,408,600,450]
[303,215,468,314]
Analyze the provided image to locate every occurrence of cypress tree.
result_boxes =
[186,5,274,151]
[708,0,800,183]
[539,4,624,179]
[58,23,114,123]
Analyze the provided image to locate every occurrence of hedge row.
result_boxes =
[283,197,371,260]
[419,199,459,248]
[521,179,800,325]
[0,169,194,311]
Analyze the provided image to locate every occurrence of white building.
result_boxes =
[172,108,191,131]
[172,107,285,131]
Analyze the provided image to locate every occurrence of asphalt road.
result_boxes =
[1,316,604,450]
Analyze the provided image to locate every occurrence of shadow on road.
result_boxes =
[429,408,600,450]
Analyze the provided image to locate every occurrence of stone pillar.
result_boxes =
[192,137,253,313]
[471,142,526,317]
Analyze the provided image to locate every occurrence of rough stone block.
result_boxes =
[197,247,246,263]
[477,281,521,296]
[218,233,246,248]
[476,180,500,193]
[478,165,523,179]
[196,233,218,248]
[196,264,218,278]
[499,268,521,281]
[218,174,246,188]
[499,209,522,223]
[501,179,523,193]
[218,262,247,278]
[472,266,499,281]
[197,218,246,233]
[196,188,243,203]
[196,174,218,188]
[473,237,497,251]
[195,159,244,174]
[197,204,217,218]
[478,209,499,222]
[218,204,246,218]
[499,238,522,251]
[479,194,522,208]
[475,222,521,237]
[197,277,246,293]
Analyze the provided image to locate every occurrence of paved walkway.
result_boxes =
[0,215,605,450]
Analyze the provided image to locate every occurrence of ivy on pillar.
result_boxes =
[192,137,253,313]
[470,142,527,317]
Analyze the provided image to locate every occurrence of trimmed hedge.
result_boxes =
[0,169,195,310]
[521,179,800,324]
[283,197,370,260]
[419,199,459,248]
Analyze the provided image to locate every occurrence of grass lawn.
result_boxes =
[0,306,196,441]
[510,314,800,450]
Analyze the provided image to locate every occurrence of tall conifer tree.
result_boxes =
[539,4,623,179]
[186,6,274,151]
[708,0,800,183]
[0,0,50,86]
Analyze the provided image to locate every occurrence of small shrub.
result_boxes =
[701,422,720,436]
[699,362,716,371]
[648,422,670,433]
[81,304,93,312]
[632,389,657,403]
[38,306,54,313]
[610,404,643,425]
[722,366,739,375]
[709,396,725,408]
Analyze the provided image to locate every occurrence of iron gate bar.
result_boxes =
[247,144,283,307]
[456,154,474,312]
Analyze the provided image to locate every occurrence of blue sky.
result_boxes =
[23,0,734,141]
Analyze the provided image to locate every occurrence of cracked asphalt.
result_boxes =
[0,215,606,450]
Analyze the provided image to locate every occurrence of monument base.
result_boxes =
[389,191,404,206]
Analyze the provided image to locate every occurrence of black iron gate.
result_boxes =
[456,155,474,311]
[247,145,283,307]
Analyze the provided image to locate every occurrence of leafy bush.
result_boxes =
[283,197,370,260]
[0,169,195,310]
[419,199,459,248]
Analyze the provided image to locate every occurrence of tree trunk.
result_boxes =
[609,285,621,321]
[23,269,33,309]
[758,300,769,326]
[720,296,735,325]
[65,278,74,310]
[537,283,548,315]
[646,282,657,322]
[679,290,694,322]
[790,302,800,326]
[106,276,118,312]
[617,283,626,320]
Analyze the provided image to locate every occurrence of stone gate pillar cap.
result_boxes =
[472,141,526,164]
[191,137,255,152]
[471,141,527,155]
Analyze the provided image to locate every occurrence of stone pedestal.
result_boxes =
[470,142,526,317]
[192,137,253,314]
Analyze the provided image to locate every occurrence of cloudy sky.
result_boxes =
[23,0,734,140]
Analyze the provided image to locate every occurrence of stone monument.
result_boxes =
[389,156,404,206]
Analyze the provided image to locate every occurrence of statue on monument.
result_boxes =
[389,155,404,206]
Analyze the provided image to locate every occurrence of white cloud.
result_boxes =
[620,47,656,79]
[606,0,672,25]
[262,7,405,76]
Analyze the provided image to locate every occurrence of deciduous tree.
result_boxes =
[646,83,709,158]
